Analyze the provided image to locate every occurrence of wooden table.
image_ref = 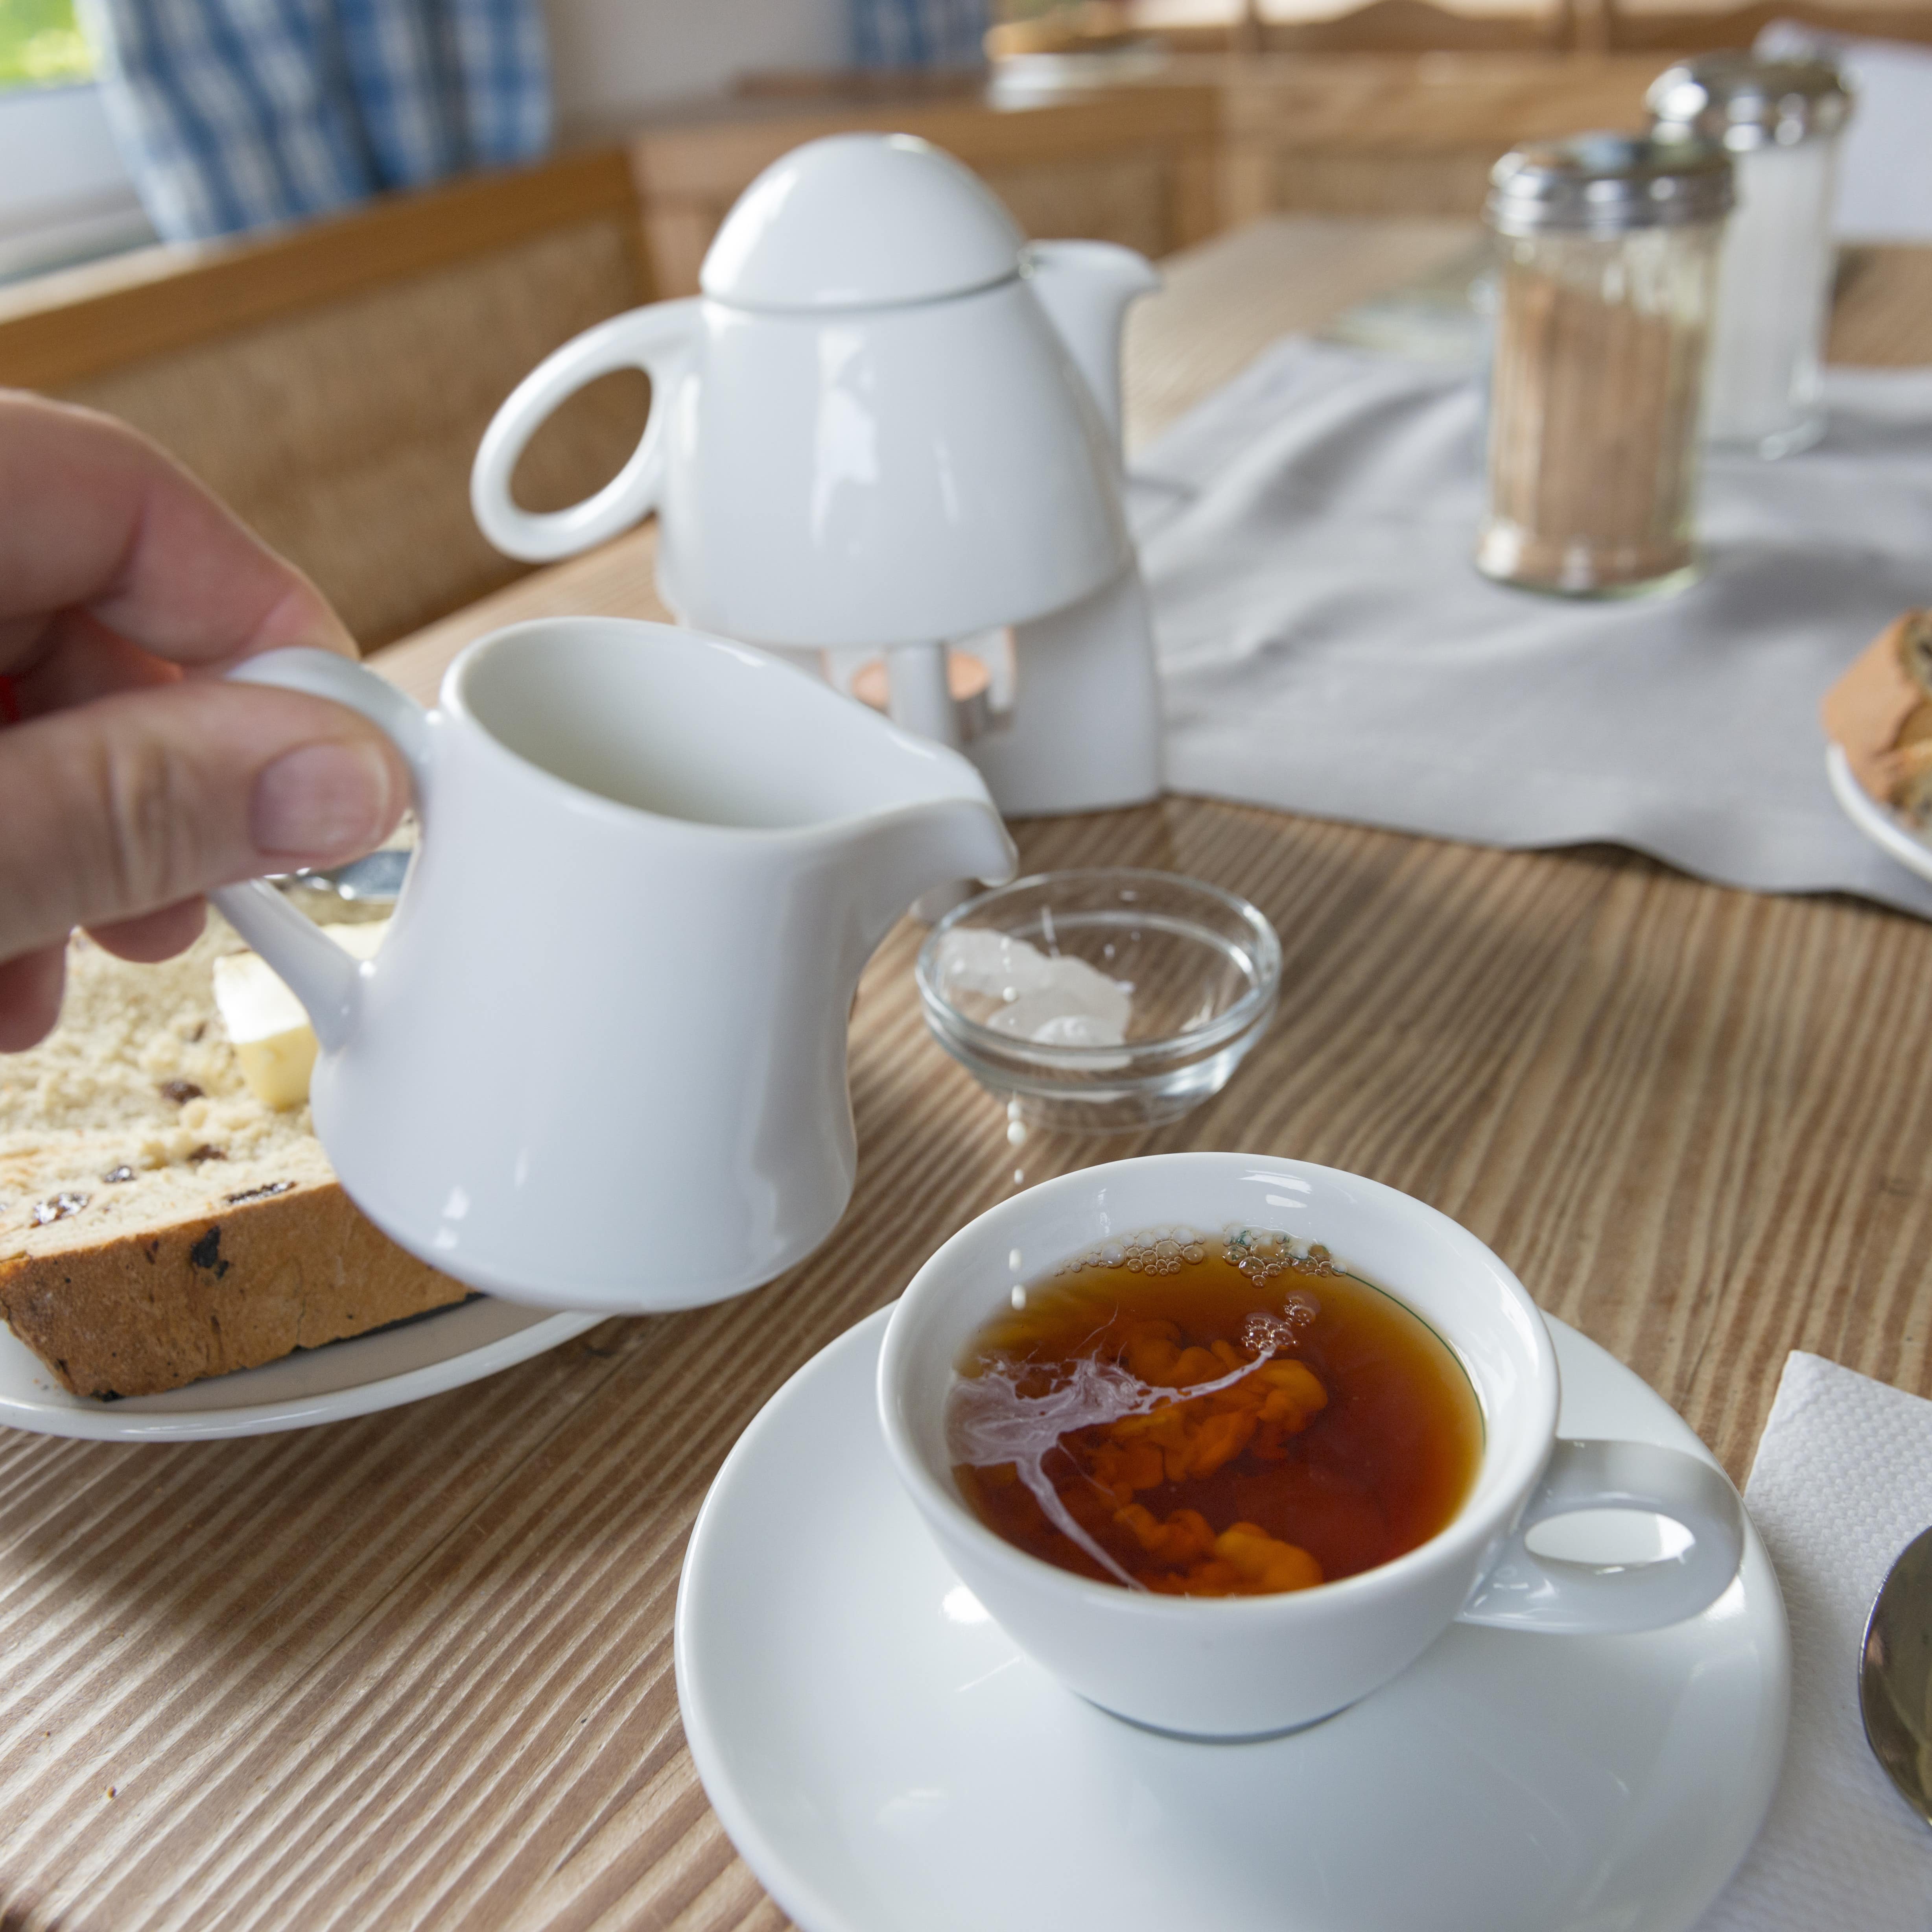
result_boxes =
[6,215,1932,1930]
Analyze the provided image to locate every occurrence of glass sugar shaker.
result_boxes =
[1648,53,1853,459]
[1478,133,1733,599]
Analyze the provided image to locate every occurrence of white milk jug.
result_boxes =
[213,618,1016,1314]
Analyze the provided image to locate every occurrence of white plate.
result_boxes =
[677,1307,1790,1932]
[1826,741,1932,884]
[0,1298,603,1441]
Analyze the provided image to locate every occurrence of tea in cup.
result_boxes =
[878,1152,1744,1738]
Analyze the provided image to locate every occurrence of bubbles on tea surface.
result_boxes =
[1224,1226,1338,1287]
[1056,1227,1209,1277]
[1122,1231,1206,1276]
[1243,1313,1294,1354]
[949,1346,1268,1590]
[1241,1292,1319,1357]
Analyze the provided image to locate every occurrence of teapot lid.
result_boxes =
[700,133,1025,312]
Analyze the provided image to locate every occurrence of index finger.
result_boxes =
[0,391,356,675]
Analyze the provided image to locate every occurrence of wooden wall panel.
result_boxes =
[984,150,1178,258]
[1604,0,1932,49]
[627,87,1223,295]
[1147,0,1932,54]
[1200,51,1660,220]
[56,219,649,651]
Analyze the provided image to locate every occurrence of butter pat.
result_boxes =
[213,922,388,1109]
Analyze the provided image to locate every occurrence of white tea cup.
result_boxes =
[878,1151,1745,1738]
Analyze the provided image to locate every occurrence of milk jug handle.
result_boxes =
[1456,1438,1745,1636]
[470,297,704,564]
[209,649,432,1054]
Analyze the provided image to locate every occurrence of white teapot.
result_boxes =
[471,133,1163,816]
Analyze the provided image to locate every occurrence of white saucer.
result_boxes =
[0,1298,602,1441]
[677,1307,1789,1932]
[1826,741,1932,884]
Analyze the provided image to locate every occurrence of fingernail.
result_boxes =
[251,742,394,857]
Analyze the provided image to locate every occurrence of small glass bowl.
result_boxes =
[915,868,1281,1132]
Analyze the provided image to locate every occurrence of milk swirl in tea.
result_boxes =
[948,1228,1482,1596]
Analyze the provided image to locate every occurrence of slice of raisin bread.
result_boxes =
[0,913,467,1400]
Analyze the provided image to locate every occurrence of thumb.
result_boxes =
[0,677,409,966]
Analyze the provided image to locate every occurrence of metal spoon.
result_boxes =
[275,849,412,907]
[1860,1523,1932,1825]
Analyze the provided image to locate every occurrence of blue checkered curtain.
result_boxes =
[78,0,551,242]
[852,0,989,68]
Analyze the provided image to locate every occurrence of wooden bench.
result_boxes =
[0,150,654,649]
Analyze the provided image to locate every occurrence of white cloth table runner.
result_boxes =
[1136,340,1932,919]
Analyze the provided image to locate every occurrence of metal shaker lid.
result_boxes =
[1646,52,1854,149]
[1486,133,1734,237]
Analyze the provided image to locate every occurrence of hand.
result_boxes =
[0,394,411,1050]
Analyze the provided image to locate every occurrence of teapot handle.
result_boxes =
[470,298,704,563]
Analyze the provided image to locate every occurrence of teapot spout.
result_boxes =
[1024,240,1160,455]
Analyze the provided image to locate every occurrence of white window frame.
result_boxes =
[0,80,152,284]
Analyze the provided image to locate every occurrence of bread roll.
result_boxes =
[1822,610,1932,823]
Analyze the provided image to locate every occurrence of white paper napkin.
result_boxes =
[1696,1352,1932,1926]
[1135,338,1932,918]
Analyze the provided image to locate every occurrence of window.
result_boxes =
[0,0,89,88]
[0,0,150,281]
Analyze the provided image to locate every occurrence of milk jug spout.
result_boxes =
[1024,240,1160,453]
[850,786,1017,953]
